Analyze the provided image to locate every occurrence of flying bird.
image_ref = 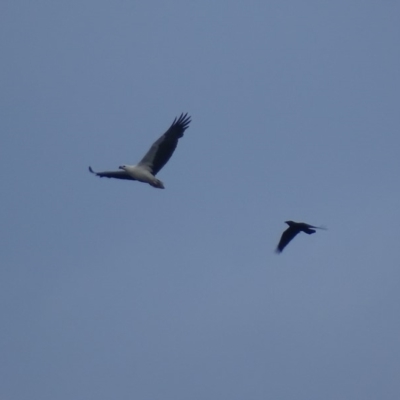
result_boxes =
[89,113,191,189]
[276,221,326,253]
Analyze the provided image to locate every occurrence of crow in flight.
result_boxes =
[276,221,326,253]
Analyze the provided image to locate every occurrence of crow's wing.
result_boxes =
[276,227,300,253]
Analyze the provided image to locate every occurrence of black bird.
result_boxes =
[276,221,326,253]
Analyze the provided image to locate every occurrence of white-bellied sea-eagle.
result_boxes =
[89,113,191,189]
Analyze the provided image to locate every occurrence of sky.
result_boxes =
[1,1,400,399]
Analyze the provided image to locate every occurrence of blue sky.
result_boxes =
[1,1,400,399]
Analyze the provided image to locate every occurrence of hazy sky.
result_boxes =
[1,1,400,399]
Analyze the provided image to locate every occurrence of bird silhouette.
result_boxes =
[276,221,326,253]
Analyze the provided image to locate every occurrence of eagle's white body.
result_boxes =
[120,165,164,189]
